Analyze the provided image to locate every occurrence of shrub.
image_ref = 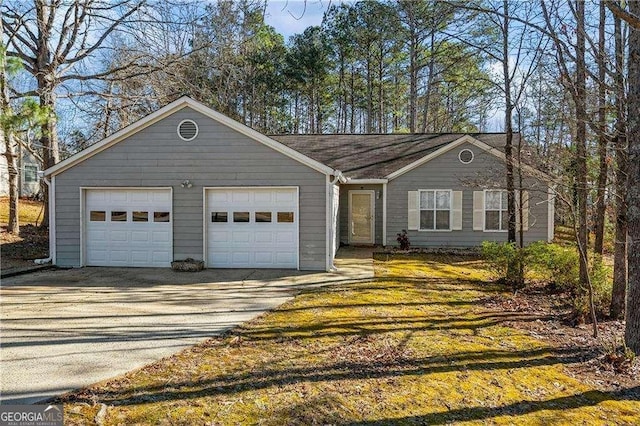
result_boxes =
[481,241,517,280]
[396,230,410,250]
[525,241,579,291]
[572,256,612,319]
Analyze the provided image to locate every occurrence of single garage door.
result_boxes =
[85,188,172,267]
[206,187,298,268]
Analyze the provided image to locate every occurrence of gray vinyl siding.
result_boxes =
[339,184,383,245]
[385,142,550,247]
[54,107,327,270]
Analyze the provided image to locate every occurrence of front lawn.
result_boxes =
[61,254,639,425]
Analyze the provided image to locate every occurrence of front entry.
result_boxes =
[348,190,375,244]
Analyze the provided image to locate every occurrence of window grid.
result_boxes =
[419,190,451,231]
[485,190,508,231]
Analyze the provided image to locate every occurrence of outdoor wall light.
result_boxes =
[181,179,193,188]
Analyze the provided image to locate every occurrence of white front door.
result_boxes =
[84,188,172,267]
[206,187,298,268]
[349,190,375,244]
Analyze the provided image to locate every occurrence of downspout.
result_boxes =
[34,174,54,264]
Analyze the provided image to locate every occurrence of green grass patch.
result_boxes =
[61,254,639,425]
[0,197,44,225]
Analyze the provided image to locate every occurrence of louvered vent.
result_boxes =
[458,148,474,164]
[177,120,198,141]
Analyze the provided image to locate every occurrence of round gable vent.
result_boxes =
[177,119,198,141]
[458,148,474,164]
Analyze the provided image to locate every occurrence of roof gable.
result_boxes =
[45,97,335,176]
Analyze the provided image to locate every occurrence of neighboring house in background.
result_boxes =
[41,96,554,271]
[0,147,41,197]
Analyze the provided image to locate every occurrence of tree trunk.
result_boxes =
[2,146,19,235]
[575,0,590,289]
[611,13,627,320]
[625,0,640,354]
[594,0,608,255]
[1,18,19,234]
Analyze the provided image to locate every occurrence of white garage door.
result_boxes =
[85,189,172,267]
[206,187,298,268]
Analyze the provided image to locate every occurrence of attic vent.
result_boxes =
[458,148,474,164]
[177,119,198,141]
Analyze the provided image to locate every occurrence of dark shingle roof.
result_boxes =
[270,133,518,179]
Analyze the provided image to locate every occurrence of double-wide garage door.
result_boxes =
[85,189,172,267]
[206,188,298,268]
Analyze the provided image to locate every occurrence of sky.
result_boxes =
[263,0,334,39]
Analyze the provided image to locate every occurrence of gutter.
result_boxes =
[34,174,54,265]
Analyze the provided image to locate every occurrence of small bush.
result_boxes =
[483,241,613,321]
[525,241,579,291]
[396,230,410,250]
[573,256,612,319]
[481,241,517,280]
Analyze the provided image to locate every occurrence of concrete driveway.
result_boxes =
[0,250,373,404]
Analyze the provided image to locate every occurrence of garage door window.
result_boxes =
[133,211,148,222]
[277,212,294,223]
[212,212,228,222]
[90,211,106,221]
[255,212,272,222]
[111,211,127,221]
[154,212,170,222]
[234,212,250,222]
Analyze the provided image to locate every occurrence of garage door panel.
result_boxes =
[109,230,128,243]
[276,191,295,203]
[254,231,273,243]
[276,252,295,264]
[85,189,172,267]
[254,192,272,203]
[207,188,298,269]
[130,231,150,243]
[232,231,251,243]
[152,230,171,243]
[276,231,295,244]
[110,192,128,203]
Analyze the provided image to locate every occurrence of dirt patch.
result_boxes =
[480,283,639,395]
[1,225,49,270]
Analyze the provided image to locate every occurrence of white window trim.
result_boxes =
[483,189,508,233]
[418,189,453,232]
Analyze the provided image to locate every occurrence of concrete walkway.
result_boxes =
[0,248,373,404]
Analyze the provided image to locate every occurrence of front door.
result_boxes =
[349,190,375,244]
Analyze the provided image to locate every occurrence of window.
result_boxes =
[154,212,171,222]
[132,211,148,222]
[419,190,451,230]
[111,211,127,222]
[24,165,38,182]
[485,190,508,231]
[211,212,228,222]
[90,211,106,221]
[234,212,250,222]
[255,212,272,223]
[277,212,294,223]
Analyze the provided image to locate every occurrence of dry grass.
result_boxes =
[60,254,639,425]
[0,197,44,226]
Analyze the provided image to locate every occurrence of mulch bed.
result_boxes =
[480,283,639,395]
